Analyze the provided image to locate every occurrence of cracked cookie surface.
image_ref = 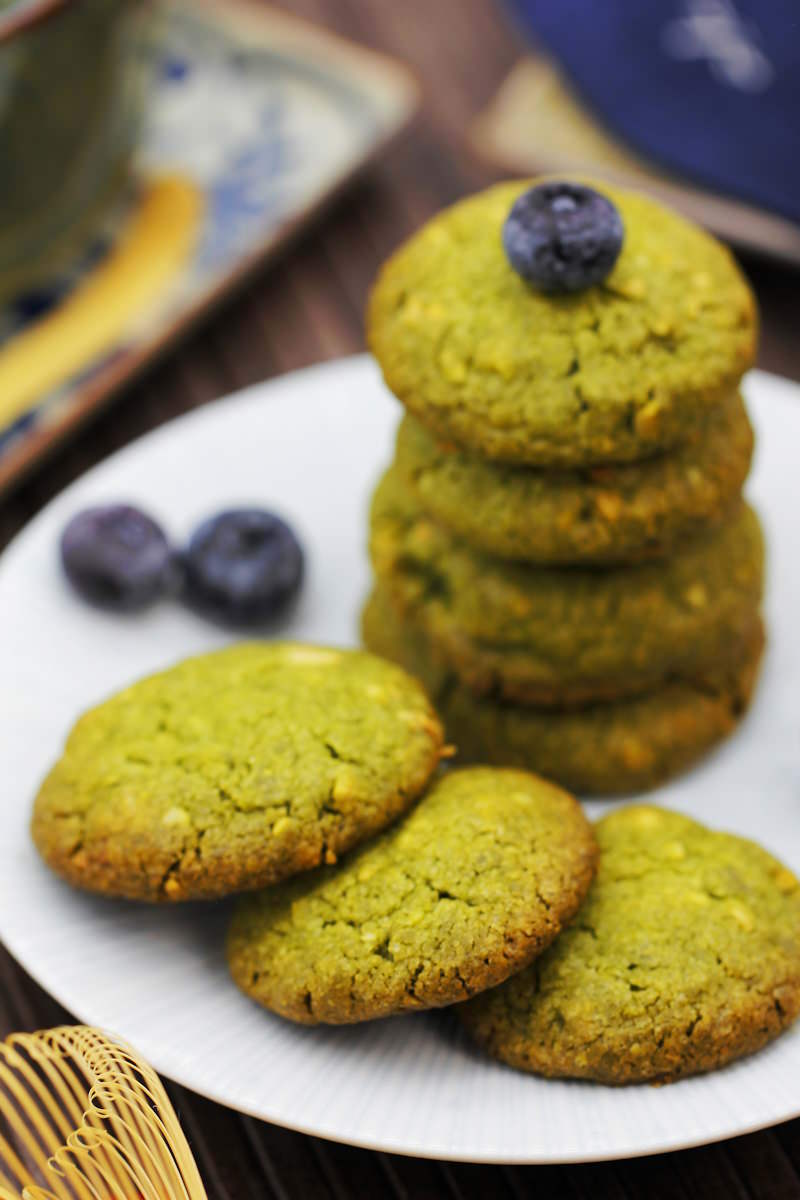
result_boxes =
[394,392,753,564]
[459,806,800,1084]
[369,468,764,707]
[227,767,597,1024]
[31,642,445,902]
[367,180,756,467]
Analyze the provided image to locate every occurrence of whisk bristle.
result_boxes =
[0,1025,207,1199]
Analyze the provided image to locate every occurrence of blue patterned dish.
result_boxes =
[0,0,417,493]
[502,0,800,224]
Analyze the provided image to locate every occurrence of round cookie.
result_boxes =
[361,588,764,795]
[459,805,800,1084]
[227,767,597,1024]
[32,642,445,902]
[368,180,757,468]
[370,468,764,707]
[394,392,753,564]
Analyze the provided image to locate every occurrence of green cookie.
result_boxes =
[370,468,764,707]
[228,767,597,1023]
[361,588,764,796]
[32,642,445,901]
[368,180,756,466]
[394,392,753,564]
[460,805,800,1084]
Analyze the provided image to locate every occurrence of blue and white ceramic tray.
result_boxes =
[0,0,417,493]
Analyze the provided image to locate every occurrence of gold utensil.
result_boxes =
[0,1025,207,1199]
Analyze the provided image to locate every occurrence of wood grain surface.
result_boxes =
[2,1,799,1194]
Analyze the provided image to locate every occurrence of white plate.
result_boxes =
[0,356,798,1164]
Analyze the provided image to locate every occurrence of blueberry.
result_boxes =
[181,509,304,627]
[60,505,175,611]
[502,182,624,293]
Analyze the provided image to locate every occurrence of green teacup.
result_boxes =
[0,0,156,304]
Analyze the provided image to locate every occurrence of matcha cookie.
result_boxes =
[362,589,764,795]
[370,469,764,707]
[32,642,445,902]
[459,806,800,1084]
[227,767,597,1024]
[368,180,756,467]
[394,392,753,564]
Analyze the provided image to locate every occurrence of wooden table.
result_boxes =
[2,1,800,1194]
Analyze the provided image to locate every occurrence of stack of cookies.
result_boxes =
[363,179,763,794]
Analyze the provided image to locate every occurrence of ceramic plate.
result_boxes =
[0,356,798,1164]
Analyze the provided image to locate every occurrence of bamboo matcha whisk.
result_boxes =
[0,1025,207,1199]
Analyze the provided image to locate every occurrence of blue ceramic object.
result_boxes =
[504,0,800,223]
[0,0,416,490]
